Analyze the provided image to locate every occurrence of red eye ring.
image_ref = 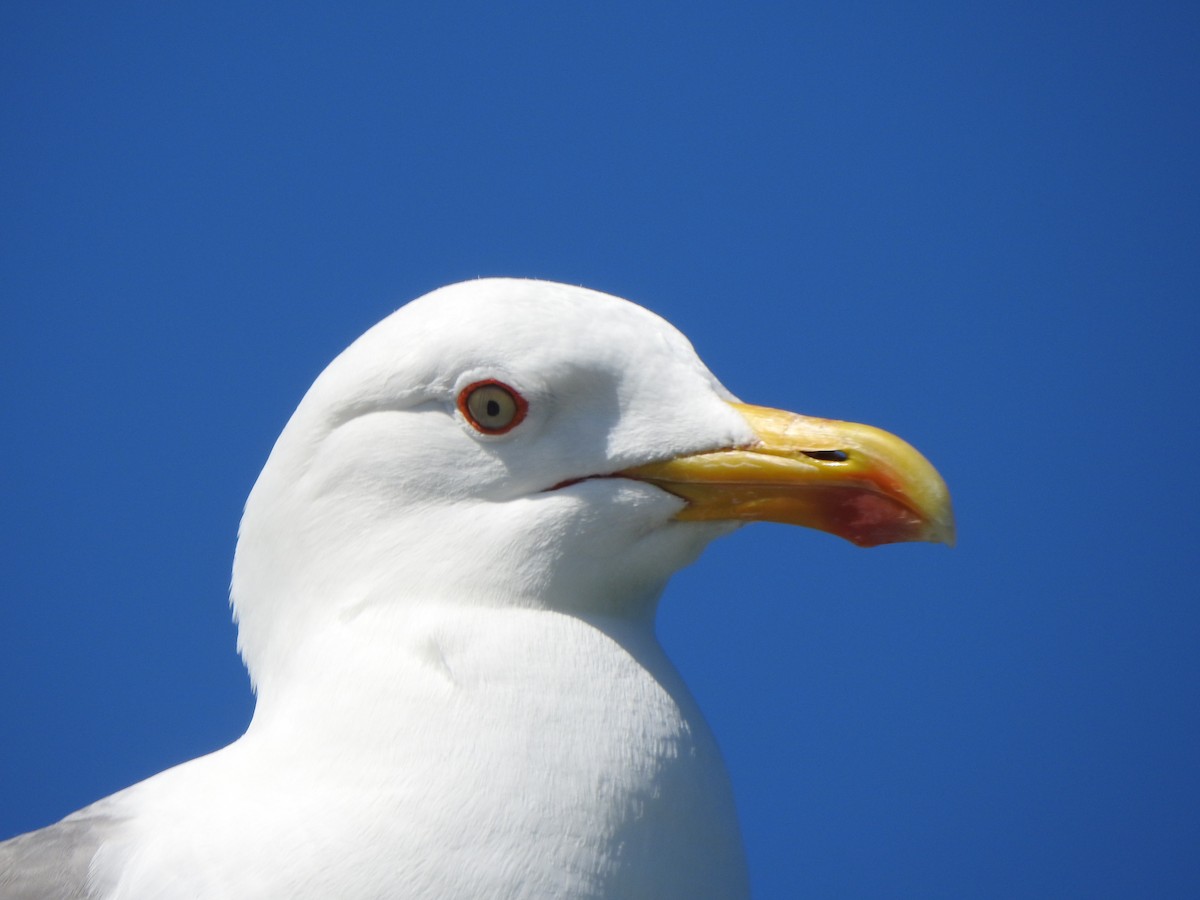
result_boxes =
[457,379,528,435]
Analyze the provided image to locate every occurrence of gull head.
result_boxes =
[231,279,953,691]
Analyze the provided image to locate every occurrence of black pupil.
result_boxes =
[485,398,501,417]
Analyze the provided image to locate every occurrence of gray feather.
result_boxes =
[0,805,122,900]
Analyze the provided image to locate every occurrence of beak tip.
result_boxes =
[928,506,957,548]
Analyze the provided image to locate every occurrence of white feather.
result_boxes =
[15,279,760,899]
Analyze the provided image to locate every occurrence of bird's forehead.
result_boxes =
[350,279,716,392]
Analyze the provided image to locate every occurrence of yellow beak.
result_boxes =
[619,402,955,548]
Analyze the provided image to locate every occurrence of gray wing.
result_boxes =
[0,805,123,900]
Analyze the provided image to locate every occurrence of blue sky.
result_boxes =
[2,3,1197,896]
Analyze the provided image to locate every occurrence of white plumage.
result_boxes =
[1,278,952,898]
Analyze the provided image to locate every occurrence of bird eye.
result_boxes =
[458,380,527,435]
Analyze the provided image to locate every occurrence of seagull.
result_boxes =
[0,279,954,899]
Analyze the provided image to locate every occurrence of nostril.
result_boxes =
[802,450,849,462]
